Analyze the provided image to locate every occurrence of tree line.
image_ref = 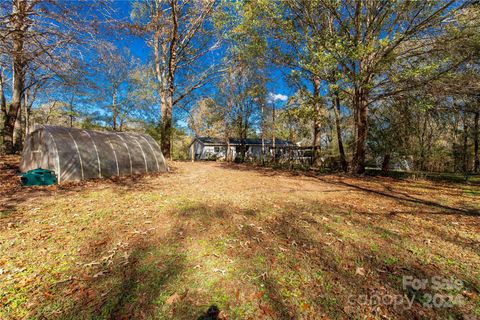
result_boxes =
[1,0,479,174]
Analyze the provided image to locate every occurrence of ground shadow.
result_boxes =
[8,197,478,319]
[42,230,187,319]
[4,160,479,319]
[197,305,221,320]
[219,162,479,216]
[0,158,172,229]
[231,201,478,319]
[319,177,479,216]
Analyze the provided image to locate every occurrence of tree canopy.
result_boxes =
[0,0,478,174]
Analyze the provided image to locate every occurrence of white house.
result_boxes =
[188,137,294,160]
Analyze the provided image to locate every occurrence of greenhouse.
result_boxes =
[20,125,168,183]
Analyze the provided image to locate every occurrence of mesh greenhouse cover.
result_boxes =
[20,125,168,183]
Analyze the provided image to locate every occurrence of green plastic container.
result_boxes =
[20,168,58,186]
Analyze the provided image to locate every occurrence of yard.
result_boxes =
[1,156,479,319]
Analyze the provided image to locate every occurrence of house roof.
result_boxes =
[195,137,293,146]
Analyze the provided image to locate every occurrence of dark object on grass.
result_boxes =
[197,305,220,320]
[20,168,57,186]
[382,153,391,175]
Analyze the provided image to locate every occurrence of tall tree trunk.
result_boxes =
[288,120,295,169]
[224,100,232,162]
[161,0,178,159]
[237,111,246,162]
[224,116,230,162]
[24,88,30,136]
[243,119,248,160]
[260,102,265,164]
[6,71,25,154]
[14,88,28,152]
[0,70,5,114]
[226,139,231,162]
[333,90,348,172]
[241,112,247,161]
[419,113,429,171]
[162,98,173,159]
[0,69,6,149]
[112,85,118,130]
[153,12,169,156]
[353,88,368,174]
[272,101,276,162]
[382,153,391,176]
[4,0,27,154]
[474,111,479,173]
[463,110,468,175]
[13,103,23,151]
[312,76,321,165]
[68,92,75,128]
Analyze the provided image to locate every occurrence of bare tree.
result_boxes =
[95,44,138,131]
[0,68,7,149]
[0,0,106,153]
[320,0,460,173]
[131,0,218,158]
[475,109,479,173]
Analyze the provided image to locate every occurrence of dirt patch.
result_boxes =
[0,155,22,198]
[1,158,479,319]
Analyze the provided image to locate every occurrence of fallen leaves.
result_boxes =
[212,268,227,276]
[260,304,275,317]
[92,270,107,278]
[1,159,479,320]
[248,291,264,300]
[83,241,129,269]
[355,267,366,276]
[166,290,189,305]
[165,292,181,305]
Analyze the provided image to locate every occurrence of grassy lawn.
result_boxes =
[1,157,479,319]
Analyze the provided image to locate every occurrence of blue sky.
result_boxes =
[107,1,294,122]
[111,2,151,64]
[0,0,304,131]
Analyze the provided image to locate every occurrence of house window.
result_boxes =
[214,146,220,152]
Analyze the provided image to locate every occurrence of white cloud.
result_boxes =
[267,92,288,103]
